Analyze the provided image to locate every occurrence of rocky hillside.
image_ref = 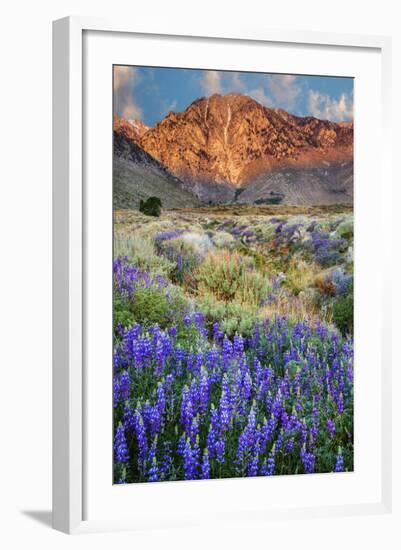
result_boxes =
[113,116,149,145]
[115,93,353,205]
[140,93,352,187]
[113,129,202,209]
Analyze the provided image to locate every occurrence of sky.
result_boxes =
[114,65,353,127]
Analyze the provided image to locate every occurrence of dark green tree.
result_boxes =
[139,196,162,217]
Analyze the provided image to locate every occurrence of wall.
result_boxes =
[0,0,399,548]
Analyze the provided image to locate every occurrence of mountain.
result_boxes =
[113,127,202,209]
[235,161,353,206]
[113,116,150,144]
[139,93,353,205]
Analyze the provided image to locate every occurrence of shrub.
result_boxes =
[308,234,348,267]
[211,231,235,248]
[283,259,318,296]
[129,286,172,327]
[335,218,354,240]
[114,294,135,331]
[128,284,189,330]
[139,196,162,217]
[114,232,175,277]
[155,236,204,285]
[332,289,353,335]
[194,251,271,306]
[326,268,353,296]
[198,293,258,336]
[181,232,213,254]
[114,256,190,329]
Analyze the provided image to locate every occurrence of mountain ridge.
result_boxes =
[139,93,353,188]
[114,93,353,206]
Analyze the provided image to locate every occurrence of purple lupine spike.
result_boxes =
[300,445,315,474]
[201,449,210,479]
[156,382,166,417]
[147,438,159,482]
[189,415,200,445]
[114,423,129,464]
[159,442,172,479]
[133,408,148,473]
[335,450,344,472]
[199,368,210,414]
[207,406,219,459]
[119,370,130,403]
[233,334,244,356]
[247,452,259,477]
[183,437,197,480]
[266,448,275,476]
[113,376,120,408]
[326,418,336,439]
[219,374,231,431]
[242,372,252,401]
[236,404,257,464]
[147,456,159,482]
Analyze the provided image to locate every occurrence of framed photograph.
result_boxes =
[52,17,392,534]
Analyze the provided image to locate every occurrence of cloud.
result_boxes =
[166,99,177,112]
[114,66,142,120]
[308,90,353,121]
[247,87,273,107]
[201,70,222,95]
[230,72,247,92]
[268,75,301,110]
[161,99,178,117]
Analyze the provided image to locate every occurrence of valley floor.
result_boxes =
[113,204,354,484]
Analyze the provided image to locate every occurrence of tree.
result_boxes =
[139,196,162,217]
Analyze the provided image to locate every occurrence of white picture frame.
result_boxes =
[52,16,392,534]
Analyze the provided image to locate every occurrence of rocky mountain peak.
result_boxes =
[113,116,150,144]
[137,93,352,187]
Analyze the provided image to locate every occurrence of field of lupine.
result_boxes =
[113,205,353,483]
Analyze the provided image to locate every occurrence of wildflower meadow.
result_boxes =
[113,206,354,484]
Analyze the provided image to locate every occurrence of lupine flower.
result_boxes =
[114,423,129,464]
[201,450,211,479]
[326,418,336,439]
[300,445,315,474]
[113,265,353,484]
[266,451,275,476]
[335,449,344,472]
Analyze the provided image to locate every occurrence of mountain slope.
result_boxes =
[236,161,353,205]
[140,93,353,196]
[113,130,202,209]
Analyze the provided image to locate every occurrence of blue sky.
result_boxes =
[114,65,353,127]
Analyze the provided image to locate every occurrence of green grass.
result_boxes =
[114,204,353,335]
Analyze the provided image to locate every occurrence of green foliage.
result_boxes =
[114,294,135,331]
[114,207,354,338]
[128,285,188,329]
[211,231,235,248]
[255,196,283,205]
[198,293,259,336]
[194,251,271,306]
[332,290,353,335]
[130,287,170,327]
[139,196,162,217]
[114,232,175,277]
[155,237,204,285]
[335,218,354,240]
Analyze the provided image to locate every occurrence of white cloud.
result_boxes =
[268,75,301,110]
[247,87,273,107]
[230,72,247,92]
[308,90,353,121]
[114,66,142,120]
[165,99,177,113]
[201,70,222,95]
